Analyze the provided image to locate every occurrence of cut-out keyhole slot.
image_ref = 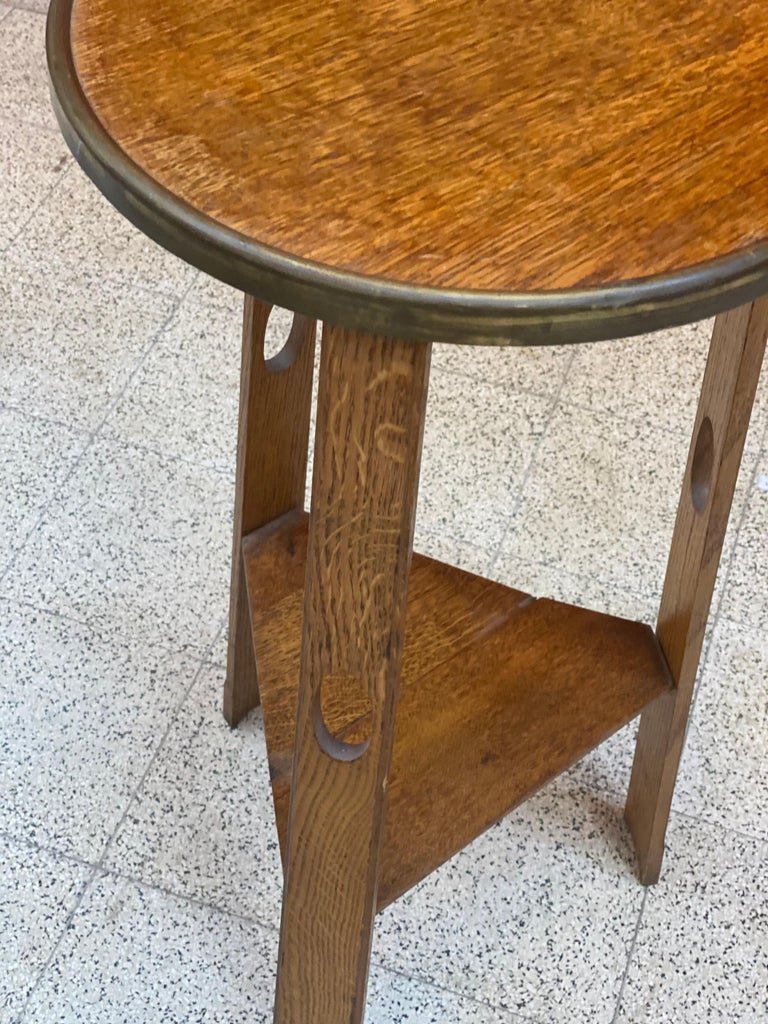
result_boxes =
[690,416,714,513]
[313,674,373,761]
[263,308,314,370]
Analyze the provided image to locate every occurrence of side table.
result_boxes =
[47,1,768,1021]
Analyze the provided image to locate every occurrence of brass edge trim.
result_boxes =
[46,0,768,346]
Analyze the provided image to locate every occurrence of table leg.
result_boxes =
[273,325,431,1024]
[626,297,768,884]
[224,296,316,727]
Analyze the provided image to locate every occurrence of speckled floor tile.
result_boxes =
[718,449,768,632]
[616,817,768,1024]
[671,618,768,842]
[23,873,279,1024]
[0,121,70,250]
[433,339,573,396]
[183,272,244,315]
[413,525,498,577]
[0,601,201,860]
[366,970,527,1023]
[14,164,198,298]
[0,409,88,574]
[374,782,643,1024]
[103,297,246,470]
[104,667,283,924]
[0,253,176,429]
[562,321,710,436]
[20,870,521,1024]
[491,549,657,622]
[563,322,768,450]
[0,438,233,652]
[12,0,50,13]
[0,834,89,1024]
[416,370,552,548]
[501,403,752,605]
[0,10,56,130]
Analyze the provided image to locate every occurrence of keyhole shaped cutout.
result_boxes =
[314,674,374,761]
[690,416,714,513]
[263,308,313,371]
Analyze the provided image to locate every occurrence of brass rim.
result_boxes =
[46,0,768,346]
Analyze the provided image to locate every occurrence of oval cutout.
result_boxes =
[690,416,714,513]
[313,674,373,762]
[263,308,313,371]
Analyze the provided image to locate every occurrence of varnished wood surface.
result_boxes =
[626,298,768,884]
[244,509,674,910]
[224,297,315,726]
[273,327,430,1024]
[48,0,768,344]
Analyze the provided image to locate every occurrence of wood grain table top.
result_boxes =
[47,0,768,344]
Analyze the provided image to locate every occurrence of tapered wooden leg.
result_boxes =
[625,297,768,884]
[273,325,431,1024]
[224,297,316,727]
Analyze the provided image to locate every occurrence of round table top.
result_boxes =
[48,0,768,345]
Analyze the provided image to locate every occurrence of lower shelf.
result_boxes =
[243,509,672,910]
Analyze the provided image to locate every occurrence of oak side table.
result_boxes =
[47,1,768,1021]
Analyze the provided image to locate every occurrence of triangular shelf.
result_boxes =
[242,509,673,911]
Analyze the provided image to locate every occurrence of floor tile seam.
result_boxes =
[0,439,98,586]
[85,861,282,935]
[1,143,75,255]
[0,596,221,660]
[489,544,659,613]
[0,401,91,437]
[487,349,578,577]
[544,391,720,442]
[92,628,227,872]
[0,825,97,873]
[12,861,100,1023]
[671,809,768,850]
[368,957,542,1023]
[91,426,235,477]
[0,111,60,134]
[609,889,648,1024]
[85,272,205,443]
[0,272,198,586]
[4,157,197,303]
[429,360,565,403]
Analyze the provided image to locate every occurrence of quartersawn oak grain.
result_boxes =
[243,508,674,911]
[272,326,431,1024]
[66,0,768,296]
[224,297,316,727]
[625,296,768,883]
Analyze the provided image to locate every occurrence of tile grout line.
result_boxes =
[1,152,74,258]
[0,402,93,436]
[0,270,202,588]
[609,889,648,1024]
[12,640,218,1022]
[11,861,100,1024]
[3,594,219,661]
[0,826,97,875]
[369,958,541,1023]
[672,809,768,849]
[488,348,578,579]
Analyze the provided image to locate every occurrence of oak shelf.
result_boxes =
[243,509,673,910]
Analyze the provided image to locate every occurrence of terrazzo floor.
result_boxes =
[2,5,768,1023]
